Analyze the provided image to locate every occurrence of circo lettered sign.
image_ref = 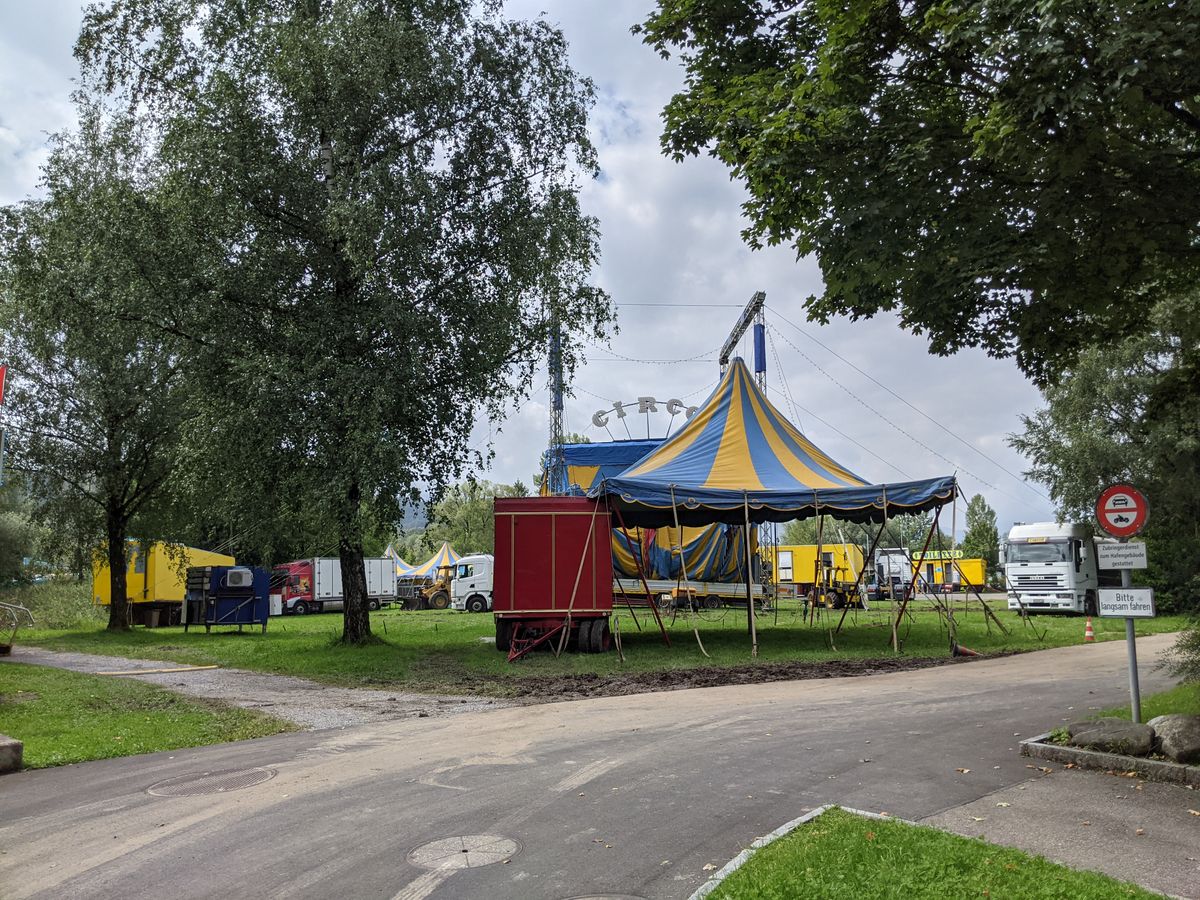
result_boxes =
[1095,484,1148,539]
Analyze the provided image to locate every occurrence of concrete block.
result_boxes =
[0,733,23,774]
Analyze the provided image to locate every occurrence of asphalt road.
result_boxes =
[1,634,1192,900]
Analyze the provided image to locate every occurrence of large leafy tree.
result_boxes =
[0,480,39,583]
[1010,293,1200,614]
[0,116,193,629]
[77,0,612,643]
[960,494,999,567]
[638,1,1200,382]
[401,479,529,558]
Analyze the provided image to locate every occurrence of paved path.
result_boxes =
[2,647,508,729]
[1,635,1195,899]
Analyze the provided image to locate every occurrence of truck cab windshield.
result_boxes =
[1007,541,1070,564]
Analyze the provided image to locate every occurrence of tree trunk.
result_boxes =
[339,480,373,645]
[105,504,130,631]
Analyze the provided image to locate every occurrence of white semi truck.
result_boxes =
[448,554,495,612]
[1003,522,1119,615]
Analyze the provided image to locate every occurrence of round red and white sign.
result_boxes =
[1095,484,1149,538]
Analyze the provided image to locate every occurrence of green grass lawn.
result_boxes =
[6,583,1186,695]
[1100,681,1200,720]
[0,662,295,768]
[711,807,1155,899]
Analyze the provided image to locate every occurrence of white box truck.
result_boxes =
[271,557,396,614]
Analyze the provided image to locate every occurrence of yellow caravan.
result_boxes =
[910,550,986,590]
[93,541,235,626]
[770,543,865,593]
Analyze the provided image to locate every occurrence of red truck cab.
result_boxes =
[271,560,315,614]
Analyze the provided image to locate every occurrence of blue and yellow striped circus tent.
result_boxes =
[541,439,660,496]
[611,522,751,583]
[594,358,956,527]
[383,544,415,578]
[408,542,460,578]
[542,438,749,583]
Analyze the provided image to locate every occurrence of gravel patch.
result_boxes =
[2,647,511,730]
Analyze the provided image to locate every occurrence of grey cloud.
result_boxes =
[3,1,1054,536]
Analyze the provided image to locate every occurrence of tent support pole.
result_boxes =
[743,493,758,659]
[669,486,710,658]
[950,551,1009,636]
[943,481,1009,635]
[835,518,886,636]
[891,507,942,646]
[811,503,824,627]
[612,504,671,647]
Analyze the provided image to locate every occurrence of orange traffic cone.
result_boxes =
[1084,617,1095,643]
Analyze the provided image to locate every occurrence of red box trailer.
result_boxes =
[493,496,613,656]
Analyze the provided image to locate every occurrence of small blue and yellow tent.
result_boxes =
[408,542,460,578]
[541,439,660,496]
[383,544,415,578]
[594,358,956,527]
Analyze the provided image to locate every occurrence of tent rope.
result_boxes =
[671,485,710,658]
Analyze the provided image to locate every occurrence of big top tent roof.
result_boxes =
[407,542,460,578]
[591,358,956,528]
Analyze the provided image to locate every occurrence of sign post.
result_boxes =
[1095,484,1150,723]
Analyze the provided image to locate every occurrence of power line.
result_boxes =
[766,305,1050,503]
[585,356,718,364]
[765,327,803,432]
[614,302,745,308]
[765,322,1029,505]
[585,339,722,365]
[763,383,911,480]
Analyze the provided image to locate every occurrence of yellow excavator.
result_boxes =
[418,566,454,610]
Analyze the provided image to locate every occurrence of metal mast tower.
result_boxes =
[547,320,566,495]
[719,291,767,389]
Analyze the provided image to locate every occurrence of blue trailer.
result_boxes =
[184,566,271,633]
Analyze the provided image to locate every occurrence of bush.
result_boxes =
[1,580,103,630]
[1166,618,1200,683]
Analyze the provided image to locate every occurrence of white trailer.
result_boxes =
[446,561,769,615]
[613,577,770,609]
[311,557,396,612]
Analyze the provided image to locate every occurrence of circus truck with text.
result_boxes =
[1003,523,1118,615]
[271,557,396,614]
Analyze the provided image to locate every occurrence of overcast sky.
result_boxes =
[0,1,1057,538]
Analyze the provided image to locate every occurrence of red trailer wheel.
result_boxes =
[495,619,513,653]
[589,618,610,654]
[575,618,593,653]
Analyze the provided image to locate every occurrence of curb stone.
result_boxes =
[1021,732,1200,788]
[688,805,909,900]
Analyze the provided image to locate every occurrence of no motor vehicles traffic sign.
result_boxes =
[1095,484,1148,539]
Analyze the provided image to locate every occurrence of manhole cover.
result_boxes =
[147,767,276,797]
[408,835,520,870]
